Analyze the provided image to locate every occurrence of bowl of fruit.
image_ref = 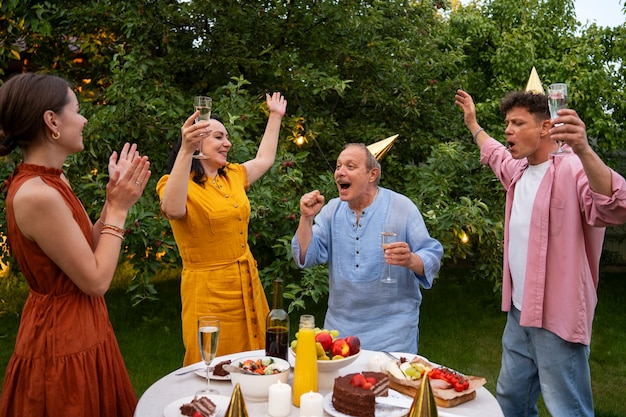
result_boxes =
[290,328,361,373]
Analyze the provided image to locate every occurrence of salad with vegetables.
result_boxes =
[237,358,285,375]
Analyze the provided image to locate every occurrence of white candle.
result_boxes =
[299,391,324,417]
[367,354,389,372]
[268,381,292,417]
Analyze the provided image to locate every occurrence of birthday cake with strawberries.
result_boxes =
[331,372,389,417]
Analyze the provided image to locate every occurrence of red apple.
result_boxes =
[345,335,361,356]
[315,332,333,352]
[330,338,350,357]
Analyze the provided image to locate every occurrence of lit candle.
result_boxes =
[367,354,389,372]
[299,391,323,417]
[268,381,292,417]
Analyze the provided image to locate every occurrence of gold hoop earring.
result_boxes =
[52,132,60,139]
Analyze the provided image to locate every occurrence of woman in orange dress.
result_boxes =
[0,73,151,417]
[157,92,287,365]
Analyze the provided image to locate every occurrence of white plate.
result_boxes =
[163,395,231,417]
[194,367,231,381]
[323,391,408,417]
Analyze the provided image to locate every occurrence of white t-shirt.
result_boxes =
[508,160,549,310]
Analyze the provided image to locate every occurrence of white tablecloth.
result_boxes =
[135,349,503,417]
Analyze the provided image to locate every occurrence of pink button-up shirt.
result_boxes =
[481,137,626,345]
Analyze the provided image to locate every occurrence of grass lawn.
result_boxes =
[1,269,625,416]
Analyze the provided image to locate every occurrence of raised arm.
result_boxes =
[454,89,489,148]
[243,92,287,184]
[295,190,325,264]
[551,109,613,196]
[159,113,211,219]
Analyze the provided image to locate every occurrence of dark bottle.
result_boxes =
[265,278,289,360]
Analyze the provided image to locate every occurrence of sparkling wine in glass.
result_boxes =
[197,316,220,394]
[381,226,397,284]
[193,96,212,160]
[548,83,570,155]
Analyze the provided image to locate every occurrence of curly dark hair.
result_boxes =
[499,91,551,122]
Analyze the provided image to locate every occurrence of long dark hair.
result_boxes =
[165,115,226,185]
[0,73,71,156]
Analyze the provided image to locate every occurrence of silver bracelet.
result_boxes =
[472,127,485,142]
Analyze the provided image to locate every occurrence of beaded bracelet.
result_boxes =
[101,229,124,240]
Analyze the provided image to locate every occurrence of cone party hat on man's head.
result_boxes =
[525,67,545,94]
[366,134,398,161]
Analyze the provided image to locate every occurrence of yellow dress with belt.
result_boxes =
[156,163,269,365]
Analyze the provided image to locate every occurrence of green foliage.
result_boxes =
[386,140,505,291]
[0,272,28,319]
[0,0,625,314]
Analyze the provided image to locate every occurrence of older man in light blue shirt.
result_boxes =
[292,143,443,354]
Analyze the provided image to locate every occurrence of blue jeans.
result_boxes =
[496,308,594,417]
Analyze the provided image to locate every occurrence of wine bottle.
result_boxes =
[265,278,289,361]
[292,314,318,406]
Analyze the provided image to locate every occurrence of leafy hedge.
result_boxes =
[1,0,624,312]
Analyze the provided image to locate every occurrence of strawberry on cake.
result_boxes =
[331,372,389,417]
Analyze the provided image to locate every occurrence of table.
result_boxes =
[135,349,504,417]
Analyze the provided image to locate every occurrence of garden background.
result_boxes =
[0,0,625,415]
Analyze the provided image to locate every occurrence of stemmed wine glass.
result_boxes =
[381,224,397,284]
[197,316,220,395]
[193,96,212,160]
[548,83,570,155]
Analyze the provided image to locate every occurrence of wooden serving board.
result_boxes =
[386,356,487,408]
[389,380,477,408]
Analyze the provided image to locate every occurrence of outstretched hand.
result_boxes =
[266,92,287,118]
[454,89,479,129]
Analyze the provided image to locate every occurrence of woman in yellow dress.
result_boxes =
[157,92,287,365]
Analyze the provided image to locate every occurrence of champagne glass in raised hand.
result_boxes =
[197,316,220,395]
[193,96,212,159]
[548,83,570,155]
[381,225,397,284]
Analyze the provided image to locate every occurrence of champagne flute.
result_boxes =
[197,316,220,394]
[381,225,397,284]
[193,96,212,160]
[548,83,570,155]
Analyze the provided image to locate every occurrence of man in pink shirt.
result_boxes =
[455,89,626,417]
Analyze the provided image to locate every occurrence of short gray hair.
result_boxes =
[342,143,381,185]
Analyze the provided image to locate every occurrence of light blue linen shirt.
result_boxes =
[291,187,443,354]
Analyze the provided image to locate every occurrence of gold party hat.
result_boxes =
[366,134,398,161]
[408,377,438,417]
[224,383,249,417]
[525,67,545,94]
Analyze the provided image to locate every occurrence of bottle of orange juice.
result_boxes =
[292,314,318,406]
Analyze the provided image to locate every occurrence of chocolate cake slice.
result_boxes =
[212,359,232,377]
[180,396,217,417]
[331,372,389,417]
